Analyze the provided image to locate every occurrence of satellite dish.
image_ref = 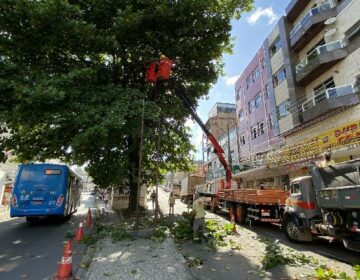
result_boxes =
[325,28,337,37]
[324,17,336,25]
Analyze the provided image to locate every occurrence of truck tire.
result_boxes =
[229,206,235,221]
[283,216,302,243]
[235,204,246,224]
[210,200,217,213]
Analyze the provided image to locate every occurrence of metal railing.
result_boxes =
[290,0,336,39]
[296,40,343,73]
[301,84,354,112]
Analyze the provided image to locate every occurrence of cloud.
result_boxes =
[223,75,240,86]
[247,7,279,25]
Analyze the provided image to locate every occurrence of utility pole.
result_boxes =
[201,134,205,176]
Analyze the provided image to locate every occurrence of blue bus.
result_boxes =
[10,163,82,222]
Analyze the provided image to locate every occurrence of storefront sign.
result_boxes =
[268,120,360,164]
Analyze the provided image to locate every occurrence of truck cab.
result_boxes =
[283,176,321,242]
[283,161,360,252]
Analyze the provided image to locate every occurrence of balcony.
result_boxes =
[286,0,311,23]
[301,84,360,122]
[295,40,347,86]
[289,0,338,51]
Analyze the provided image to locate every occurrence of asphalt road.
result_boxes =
[0,192,94,280]
[214,208,360,266]
[158,188,359,279]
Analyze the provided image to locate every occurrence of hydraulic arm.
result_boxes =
[145,57,232,189]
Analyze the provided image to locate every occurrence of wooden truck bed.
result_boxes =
[218,189,289,205]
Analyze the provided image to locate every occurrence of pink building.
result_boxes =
[235,45,278,164]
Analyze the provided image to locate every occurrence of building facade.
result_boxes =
[234,0,360,180]
[267,0,360,173]
[235,43,282,166]
[203,103,238,180]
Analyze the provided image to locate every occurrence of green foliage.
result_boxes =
[111,226,131,242]
[79,235,97,245]
[171,213,194,242]
[261,240,318,270]
[354,265,360,279]
[151,225,168,243]
[313,265,354,280]
[0,0,254,208]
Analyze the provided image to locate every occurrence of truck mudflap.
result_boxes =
[343,236,360,253]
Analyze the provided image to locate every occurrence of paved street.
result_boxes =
[157,188,359,279]
[0,192,94,280]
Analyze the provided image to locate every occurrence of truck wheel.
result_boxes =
[235,204,246,224]
[210,200,217,213]
[283,217,301,243]
[229,206,235,221]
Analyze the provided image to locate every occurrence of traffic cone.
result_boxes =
[54,240,72,280]
[85,207,92,227]
[74,222,84,242]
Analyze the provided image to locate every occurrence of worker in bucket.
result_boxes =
[192,192,206,243]
[318,151,336,168]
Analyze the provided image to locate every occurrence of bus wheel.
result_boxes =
[235,204,246,224]
[26,217,39,224]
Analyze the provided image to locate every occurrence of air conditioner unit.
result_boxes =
[324,28,337,38]
[324,17,336,25]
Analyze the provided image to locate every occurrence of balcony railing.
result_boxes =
[295,40,343,73]
[302,84,355,112]
[290,0,336,39]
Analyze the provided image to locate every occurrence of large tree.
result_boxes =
[0,0,253,211]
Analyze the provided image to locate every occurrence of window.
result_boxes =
[236,88,243,100]
[278,100,290,119]
[268,114,275,129]
[240,133,246,145]
[270,36,281,56]
[254,93,262,108]
[273,67,286,86]
[264,84,269,98]
[261,58,266,69]
[307,38,326,60]
[253,67,260,81]
[238,110,245,122]
[246,66,260,89]
[313,77,335,93]
[248,100,255,113]
[258,122,265,136]
[251,127,257,139]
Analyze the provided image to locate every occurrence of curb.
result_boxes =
[73,208,100,280]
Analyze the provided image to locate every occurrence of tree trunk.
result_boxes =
[128,136,140,212]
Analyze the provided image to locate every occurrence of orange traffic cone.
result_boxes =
[85,208,92,227]
[54,240,72,280]
[74,222,84,242]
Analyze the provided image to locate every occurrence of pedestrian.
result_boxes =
[150,190,157,210]
[103,191,110,208]
[168,192,175,215]
[318,151,336,167]
[192,193,206,243]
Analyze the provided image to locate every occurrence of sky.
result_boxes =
[187,0,291,160]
